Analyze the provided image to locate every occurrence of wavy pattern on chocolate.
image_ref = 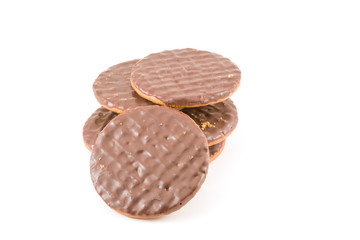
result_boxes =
[93,59,154,113]
[130,48,241,107]
[182,99,238,146]
[90,106,209,218]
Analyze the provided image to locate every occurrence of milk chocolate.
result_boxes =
[93,59,154,113]
[182,99,238,146]
[130,48,241,107]
[82,107,118,150]
[90,106,209,218]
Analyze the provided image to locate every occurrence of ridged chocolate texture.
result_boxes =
[93,59,154,113]
[130,48,241,107]
[182,99,238,146]
[82,107,118,150]
[90,106,209,218]
[209,141,225,162]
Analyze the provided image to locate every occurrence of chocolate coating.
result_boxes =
[130,48,241,107]
[90,106,209,218]
[82,107,118,150]
[93,59,154,113]
[209,141,225,162]
[182,99,238,146]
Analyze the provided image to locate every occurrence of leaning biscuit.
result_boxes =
[90,106,209,218]
[130,48,241,108]
[93,59,154,113]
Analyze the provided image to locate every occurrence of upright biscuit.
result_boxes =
[182,99,238,146]
[130,48,241,108]
[93,59,154,113]
[90,106,209,218]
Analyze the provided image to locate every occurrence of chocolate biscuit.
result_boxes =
[182,99,238,146]
[93,59,154,113]
[130,48,241,108]
[90,106,209,218]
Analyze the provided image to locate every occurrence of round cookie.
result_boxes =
[90,106,209,218]
[130,48,241,108]
[82,107,118,151]
[181,98,238,146]
[93,59,154,113]
[209,140,226,162]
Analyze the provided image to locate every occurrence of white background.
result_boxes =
[0,1,359,239]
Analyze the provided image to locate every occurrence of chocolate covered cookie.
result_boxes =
[130,48,241,108]
[90,106,209,218]
[182,99,238,146]
[93,59,154,113]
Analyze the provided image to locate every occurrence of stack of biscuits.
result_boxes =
[83,48,241,219]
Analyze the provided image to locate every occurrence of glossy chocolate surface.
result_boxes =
[93,59,154,113]
[83,107,118,150]
[90,106,209,218]
[130,48,241,107]
[182,99,238,145]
